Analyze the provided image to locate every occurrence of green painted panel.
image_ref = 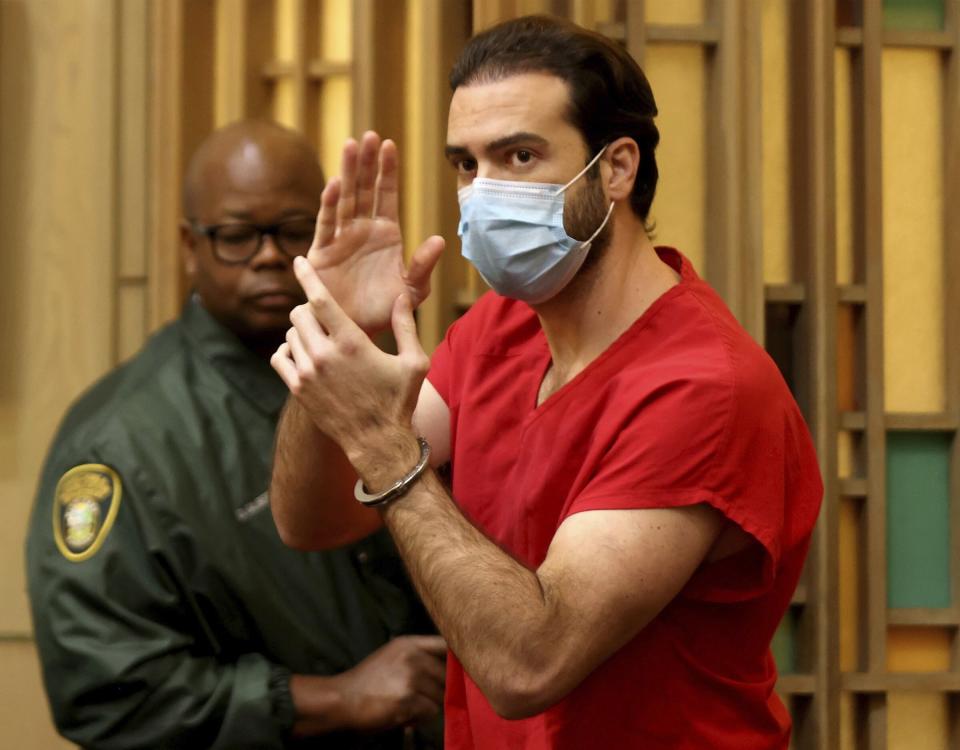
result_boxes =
[884,0,944,30]
[771,608,796,675]
[887,431,952,608]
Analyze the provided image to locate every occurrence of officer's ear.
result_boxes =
[180,220,198,282]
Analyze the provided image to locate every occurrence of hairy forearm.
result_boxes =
[380,468,572,718]
[271,399,379,549]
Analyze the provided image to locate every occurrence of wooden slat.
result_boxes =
[351,0,405,138]
[116,284,148,362]
[883,29,954,49]
[241,0,275,119]
[409,0,472,353]
[646,23,720,45]
[116,0,150,283]
[840,411,867,430]
[625,0,645,67]
[861,0,888,693]
[838,283,867,303]
[148,0,191,329]
[793,582,809,605]
[844,672,960,692]
[778,674,818,695]
[261,60,296,79]
[288,0,307,131]
[596,21,720,47]
[837,26,863,47]
[305,60,353,80]
[741,0,765,341]
[704,1,742,320]
[887,608,960,626]
[764,283,807,303]
[838,27,956,49]
[839,478,868,497]
[944,12,960,748]
[802,4,841,745]
[858,693,887,750]
[885,412,960,430]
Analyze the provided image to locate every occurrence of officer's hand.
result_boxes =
[334,635,447,731]
[305,131,444,335]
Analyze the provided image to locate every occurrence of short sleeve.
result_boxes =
[564,360,796,601]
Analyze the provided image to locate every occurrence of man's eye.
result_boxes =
[457,159,477,174]
[510,150,534,166]
[278,220,317,243]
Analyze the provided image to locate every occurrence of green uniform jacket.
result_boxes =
[26,300,438,750]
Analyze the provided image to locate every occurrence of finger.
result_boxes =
[410,661,446,706]
[337,139,359,227]
[405,693,441,724]
[285,327,318,375]
[314,178,340,249]
[294,256,357,337]
[289,304,331,354]
[373,139,399,220]
[405,236,445,304]
[392,294,426,361]
[404,635,448,657]
[355,131,381,217]
[411,650,447,688]
[271,342,301,389]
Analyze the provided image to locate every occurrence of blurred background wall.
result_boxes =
[0,1,957,748]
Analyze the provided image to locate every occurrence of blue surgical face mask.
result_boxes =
[457,147,615,304]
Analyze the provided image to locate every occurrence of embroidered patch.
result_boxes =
[52,464,122,562]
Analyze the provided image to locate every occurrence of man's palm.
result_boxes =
[305,133,443,334]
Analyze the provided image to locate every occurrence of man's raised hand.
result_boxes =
[306,131,444,334]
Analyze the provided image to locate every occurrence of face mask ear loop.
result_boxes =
[583,201,616,246]
[557,144,609,195]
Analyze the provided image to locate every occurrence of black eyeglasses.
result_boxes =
[191,218,316,265]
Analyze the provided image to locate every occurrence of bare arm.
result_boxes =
[270,398,378,550]
[269,131,443,549]
[275,259,726,718]
[380,473,722,718]
[270,381,450,550]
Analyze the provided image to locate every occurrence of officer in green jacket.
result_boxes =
[25,120,445,749]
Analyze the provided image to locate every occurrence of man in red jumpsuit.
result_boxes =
[268,15,823,749]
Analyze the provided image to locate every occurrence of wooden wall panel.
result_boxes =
[0,641,71,749]
[0,0,134,745]
[761,0,794,285]
[888,692,949,749]
[645,0,706,25]
[835,47,856,286]
[0,0,118,634]
[881,49,945,413]
[643,44,708,272]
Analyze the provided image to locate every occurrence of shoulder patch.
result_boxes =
[52,464,122,562]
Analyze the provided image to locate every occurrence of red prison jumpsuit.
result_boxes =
[426,247,823,749]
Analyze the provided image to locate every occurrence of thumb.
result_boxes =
[406,235,445,303]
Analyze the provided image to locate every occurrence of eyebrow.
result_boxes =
[221,208,315,222]
[444,131,549,161]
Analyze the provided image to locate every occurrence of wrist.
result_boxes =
[346,428,422,494]
[289,673,349,736]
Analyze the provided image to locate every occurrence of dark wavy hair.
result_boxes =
[449,15,660,221]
